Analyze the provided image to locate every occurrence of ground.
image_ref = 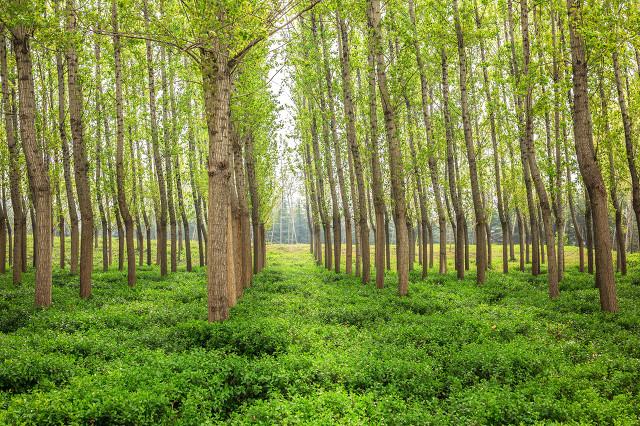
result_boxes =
[1,244,639,424]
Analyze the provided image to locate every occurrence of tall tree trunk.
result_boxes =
[13,25,52,306]
[612,51,640,250]
[584,192,594,275]
[187,104,205,267]
[56,46,79,276]
[567,0,617,311]
[143,0,168,276]
[365,36,386,288]
[453,0,486,283]
[233,132,251,287]
[369,0,409,295]
[161,46,177,274]
[441,50,465,279]
[316,17,344,274]
[93,22,109,273]
[0,30,23,283]
[520,0,558,297]
[67,0,94,298]
[337,14,369,282]
[245,132,263,272]
[507,0,540,276]
[599,77,626,275]
[112,0,136,285]
[474,2,507,273]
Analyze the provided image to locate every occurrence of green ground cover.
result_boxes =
[1,244,639,424]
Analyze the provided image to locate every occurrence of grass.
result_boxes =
[1,243,639,424]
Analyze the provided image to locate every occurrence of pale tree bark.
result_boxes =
[0,30,23,284]
[368,0,409,295]
[143,0,168,276]
[337,13,369,283]
[453,0,487,283]
[112,0,136,286]
[13,25,52,306]
[567,0,617,311]
[304,139,322,265]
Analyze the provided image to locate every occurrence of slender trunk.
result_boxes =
[0,31,23,283]
[584,192,594,275]
[453,0,486,283]
[369,0,409,294]
[567,0,617,311]
[441,50,465,279]
[112,0,136,285]
[365,39,386,287]
[338,14,369,282]
[161,46,177,273]
[245,132,262,273]
[143,0,168,276]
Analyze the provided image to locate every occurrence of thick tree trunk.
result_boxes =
[567,0,617,311]
[200,43,233,321]
[112,0,136,285]
[13,26,52,306]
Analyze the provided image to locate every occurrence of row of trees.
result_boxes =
[0,0,289,321]
[290,0,639,312]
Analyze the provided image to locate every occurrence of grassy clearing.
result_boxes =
[1,244,639,424]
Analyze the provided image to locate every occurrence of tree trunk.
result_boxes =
[67,0,94,298]
[567,0,617,311]
[365,36,386,288]
[338,14,369,282]
[441,50,465,279]
[13,26,52,306]
[245,132,263,272]
[143,0,168,276]
[112,0,136,285]
[0,31,23,284]
[369,0,409,295]
[161,46,177,274]
[453,0,486,283]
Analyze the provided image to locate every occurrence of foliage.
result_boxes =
[1,245,639,424]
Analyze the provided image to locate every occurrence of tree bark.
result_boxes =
[453,0,486,283]
[143,0,168,276]
[567,0,617,311]
[520,0,558,297]
[337,14,369,283]
[161,46,177,274]
[13,26,52,306]
[368,0,409,295]
[112,0,136,285]
[1,30,23,283]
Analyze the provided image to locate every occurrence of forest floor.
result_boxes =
[1,244,640,424]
